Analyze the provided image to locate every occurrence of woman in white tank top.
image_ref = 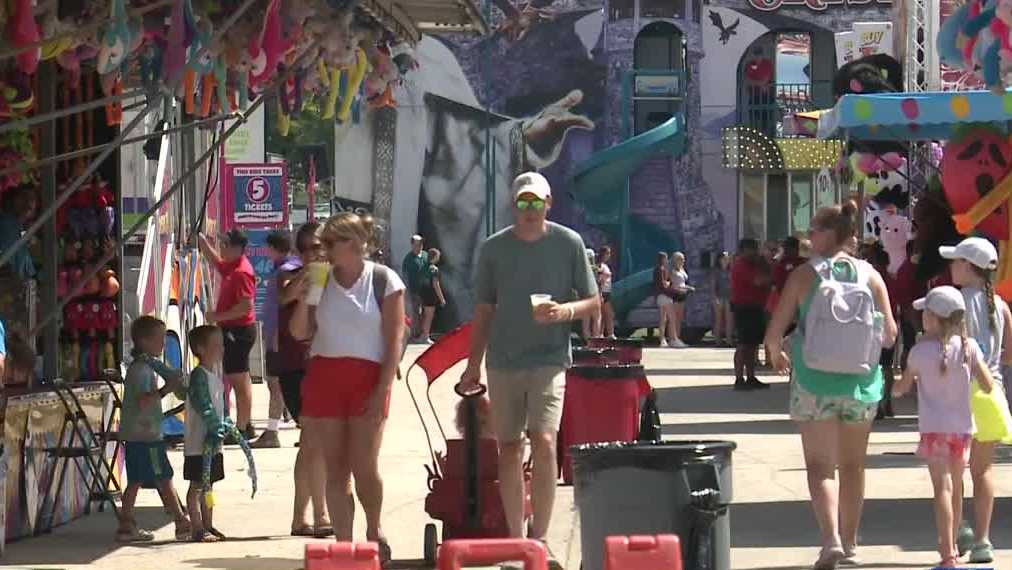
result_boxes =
[943,237,1012,562]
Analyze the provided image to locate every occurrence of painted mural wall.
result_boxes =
[334,0,893,329]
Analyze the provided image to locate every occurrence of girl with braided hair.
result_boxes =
[941,237,1012,563]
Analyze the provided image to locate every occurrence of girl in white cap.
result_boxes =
[940,237,1012,562]
[893,286,996,568]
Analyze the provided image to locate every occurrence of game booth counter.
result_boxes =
[817,88,1012,300]
[0,0,486,557]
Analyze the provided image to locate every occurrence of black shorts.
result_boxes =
[420,287,440,308]
[732,305,767,346]
[672,291,689,303]
[222,324,257,375]
[278,369,305,421]
[183,453,225,483]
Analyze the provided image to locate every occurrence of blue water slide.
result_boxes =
[571,116,687,320]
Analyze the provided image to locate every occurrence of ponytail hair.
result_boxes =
[972,265,999,335]
[936,310,970,375]
[813,200,859,246]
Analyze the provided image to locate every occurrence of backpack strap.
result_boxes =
[372,262,388,309]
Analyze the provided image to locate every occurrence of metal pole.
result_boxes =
[0,113,239,180]
[38,61,60,379]
[0,98,156,271]
[32,42,320,336]
[0,89,147,135]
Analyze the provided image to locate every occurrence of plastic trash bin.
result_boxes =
[571,441,736,570]
[586,338,643,364]
[558,365,651,484]
[571,347,621,366]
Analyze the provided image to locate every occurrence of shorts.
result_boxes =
[789,380,878,423]
[656,294,673,307]
[486,366,566,442]
[278,369,305,421]
[917,433,972,464]
[183,453,225,483]
[222,324,257,375]
[601,292,611,303]
[671,291,688,303]
[301,356,389,419]
[732,305,767,346]
[421,287,440,308]
[124,441,174,486]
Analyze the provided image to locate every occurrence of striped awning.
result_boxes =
[362,0,489,43]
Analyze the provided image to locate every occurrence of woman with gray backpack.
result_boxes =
[764,201,898,570]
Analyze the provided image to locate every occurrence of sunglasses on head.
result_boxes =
[515,198,546,211]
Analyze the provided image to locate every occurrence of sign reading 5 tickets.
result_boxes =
[228,163,288,227]
[748,0,890,11]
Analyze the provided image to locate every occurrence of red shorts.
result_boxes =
[917,432,972,464]
[301,357,390,419]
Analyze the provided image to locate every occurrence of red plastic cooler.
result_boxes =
[586,338,644,364]
[558,365,651,484]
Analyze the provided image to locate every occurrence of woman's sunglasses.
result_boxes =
[516,198,546,211]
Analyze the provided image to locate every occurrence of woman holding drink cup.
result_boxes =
[290,213,406,563]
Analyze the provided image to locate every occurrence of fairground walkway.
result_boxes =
[3,345,1010,569]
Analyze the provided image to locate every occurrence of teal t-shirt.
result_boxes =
[791,259,884,402]
[402,251,429,292]
[474,222,598,370]
[120,356,183,442]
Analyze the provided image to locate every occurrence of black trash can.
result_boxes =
[571,440,736,570]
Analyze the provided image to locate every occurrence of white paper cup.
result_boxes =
[306,262,331,305]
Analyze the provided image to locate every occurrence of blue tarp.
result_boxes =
[817,90,1012,141]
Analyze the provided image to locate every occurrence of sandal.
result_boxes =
[175,520,192,541]
[813,545,844,570]
[314,525,335,538]
[376,537,392,565]
[938,555,958,568]
[291,526,316,537]
[207,527,227,540]
[116,527,155,543]
[190,530,220,543]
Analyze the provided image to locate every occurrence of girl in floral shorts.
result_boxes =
[892,286,996,568]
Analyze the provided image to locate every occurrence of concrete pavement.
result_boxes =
[2,345,1010,569]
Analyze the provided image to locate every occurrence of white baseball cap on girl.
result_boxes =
[912,286,966,318]
[939,237,999,270]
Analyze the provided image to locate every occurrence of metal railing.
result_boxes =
[738,81,833,138]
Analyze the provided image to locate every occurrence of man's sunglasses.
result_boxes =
[516,198,546,211]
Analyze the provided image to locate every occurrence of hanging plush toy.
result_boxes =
[249,0,290,91]
[164,0,196,85]
[879,213,913,275]
[97,0,143,76]
[7,0,41,75]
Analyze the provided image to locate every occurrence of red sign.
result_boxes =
[748,0,890,11]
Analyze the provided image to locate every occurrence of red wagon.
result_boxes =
[404,323,533,565]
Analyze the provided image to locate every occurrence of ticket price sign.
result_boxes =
[226,163,289,227]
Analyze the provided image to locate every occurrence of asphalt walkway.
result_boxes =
[2,346,1010,569]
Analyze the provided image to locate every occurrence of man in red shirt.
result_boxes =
[730,238,771,390]
[199,229,257,442]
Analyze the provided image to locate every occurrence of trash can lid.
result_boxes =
[571,440,737,460]
[568,364,646,378]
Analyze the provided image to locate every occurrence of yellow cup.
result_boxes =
[306,262,331,305]
[530,293,552,316]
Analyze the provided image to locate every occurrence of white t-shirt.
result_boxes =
[599,263,613,293]
[310,261,406,363]
[184,365,225,456]
[671,268,688,290]
[908,336,984,435]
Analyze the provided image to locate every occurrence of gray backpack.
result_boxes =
[801,256,884,374]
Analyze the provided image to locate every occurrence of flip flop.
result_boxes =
[116,527,155,543]
[190,531,220,543]
[207,527,227,540]
[175,521,192,541]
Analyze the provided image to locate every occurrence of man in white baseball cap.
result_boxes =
[939,237,998,270]
[912,285,966,317]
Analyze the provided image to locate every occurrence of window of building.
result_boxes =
[741,172,835,241]
[609,0,635,21]
[790,173,813,235]
[641,0,685,19]
[740,173,765,240]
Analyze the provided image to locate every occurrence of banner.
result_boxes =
[226,163,288,227]
[243,228,278,318]
[834,31,856,68]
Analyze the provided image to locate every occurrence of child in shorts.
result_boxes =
[892,286,996,567]
[118,316,190,542]
[184,325,227,542]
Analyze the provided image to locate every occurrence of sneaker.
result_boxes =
[746,377,770,389]
[733,379,751,391]
[671,339,688,348]
[968,540,994,563]
[249,430,281,449]
[956,522,975,556]
[423,337,434,345]
[659,339,669,348]
[243,424,256,441]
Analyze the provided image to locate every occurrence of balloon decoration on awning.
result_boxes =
[0,0,422,133]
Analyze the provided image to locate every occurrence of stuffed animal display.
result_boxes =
[0,1,422,130]
[938,0,1012,93]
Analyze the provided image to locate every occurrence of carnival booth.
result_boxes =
[0,0,485,555]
